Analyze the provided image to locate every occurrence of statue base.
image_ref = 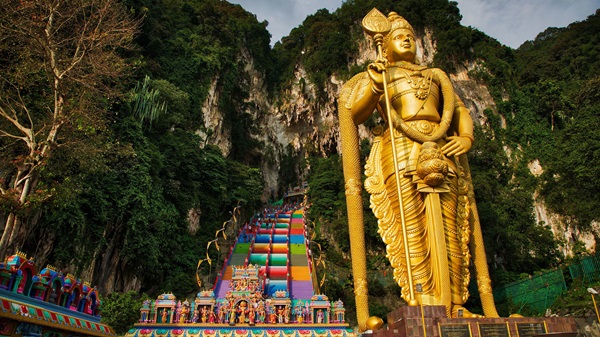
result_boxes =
[366,306,577,337]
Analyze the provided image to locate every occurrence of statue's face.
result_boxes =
[386,28,416,62]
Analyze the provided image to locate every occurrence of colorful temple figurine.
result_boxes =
[293,303,303,323]
[208,308,216,323]
[310,295,331,324]
[268,309,276,324]
[229,301,237,324]
[248,304,256,325]
[200,306,208,323]
[217,305,225,323]
[237,301,248,323]
[317,309,324,324]
[161,309,169,323]
[284,305,290,324]
[223,303,230,324]
[152,293,176,323]
[174,301,181,323]
[257,302,266,323]
[180,300,190,323]
[140,300,151,322]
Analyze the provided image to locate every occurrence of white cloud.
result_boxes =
[228,0,344,45]
[455,0,599,48]
[228,0,600,48]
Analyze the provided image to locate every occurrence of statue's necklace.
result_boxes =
[393,61,432,100]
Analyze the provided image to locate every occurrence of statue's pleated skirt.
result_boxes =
[365,128,471,308]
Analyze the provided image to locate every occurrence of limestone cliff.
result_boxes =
[199,30,495,196]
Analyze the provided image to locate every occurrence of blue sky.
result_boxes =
[228,0,600,48]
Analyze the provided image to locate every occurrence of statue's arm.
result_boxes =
[452,95,474,143]
[347,72,382,125]
[442,94,474,157]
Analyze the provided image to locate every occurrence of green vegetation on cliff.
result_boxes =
[0,0,268,295]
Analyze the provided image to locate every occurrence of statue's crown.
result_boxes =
[382,12,417,63]
[388,12,414,35]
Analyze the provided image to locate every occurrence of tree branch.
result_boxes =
[0,129,27,142]
[0,105,33,144]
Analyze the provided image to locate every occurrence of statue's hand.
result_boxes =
[367,62,386,93]
[442,136,472,157]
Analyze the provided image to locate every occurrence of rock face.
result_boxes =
[201,76,230,156]
[199,31,497,197]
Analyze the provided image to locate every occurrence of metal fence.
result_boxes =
[493,269,567,315]
[493,253,600,315]
[568,254,600,283]
[318,254,600,316]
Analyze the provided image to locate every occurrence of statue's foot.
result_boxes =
[452,305,483,318]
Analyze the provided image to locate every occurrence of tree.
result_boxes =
[542,77,600,230]
[101,291,147,335]
[0,0,139,257]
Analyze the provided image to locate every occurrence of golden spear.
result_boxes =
[362,7,418,306]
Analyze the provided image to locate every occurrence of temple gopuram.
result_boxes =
[0,251,115,337]
[126,206,355,337]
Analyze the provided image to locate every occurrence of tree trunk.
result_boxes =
[0,213,17,259]
[0,173,35,259]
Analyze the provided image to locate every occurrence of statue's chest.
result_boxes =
[386,68,435,100]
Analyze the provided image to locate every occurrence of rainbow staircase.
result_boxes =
[215,210,314,301]
[127,206,355,337]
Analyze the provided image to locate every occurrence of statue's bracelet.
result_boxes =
[371,84,384,95]
[459,133,475,142]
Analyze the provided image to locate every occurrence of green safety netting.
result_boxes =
[569,255,600,283]
[493,269,567,315]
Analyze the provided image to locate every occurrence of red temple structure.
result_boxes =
[0,251,115,337]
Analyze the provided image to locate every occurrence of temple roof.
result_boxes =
[0,289,115,337]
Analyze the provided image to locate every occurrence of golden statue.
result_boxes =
[338,9,499,330]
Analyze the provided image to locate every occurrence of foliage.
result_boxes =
[513,11,600,232]
[469,123,562,284]
[517,12,600,85]
[22,88,262,295]
[127,0,275,151]
[541,77,600,230]
[0,0,270,296]
[0,0,139,257]
[101,291,149,335]
[551,278,600,318]
[131,76,167,127]
[307,156,345,224]
[517,14,600,233]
